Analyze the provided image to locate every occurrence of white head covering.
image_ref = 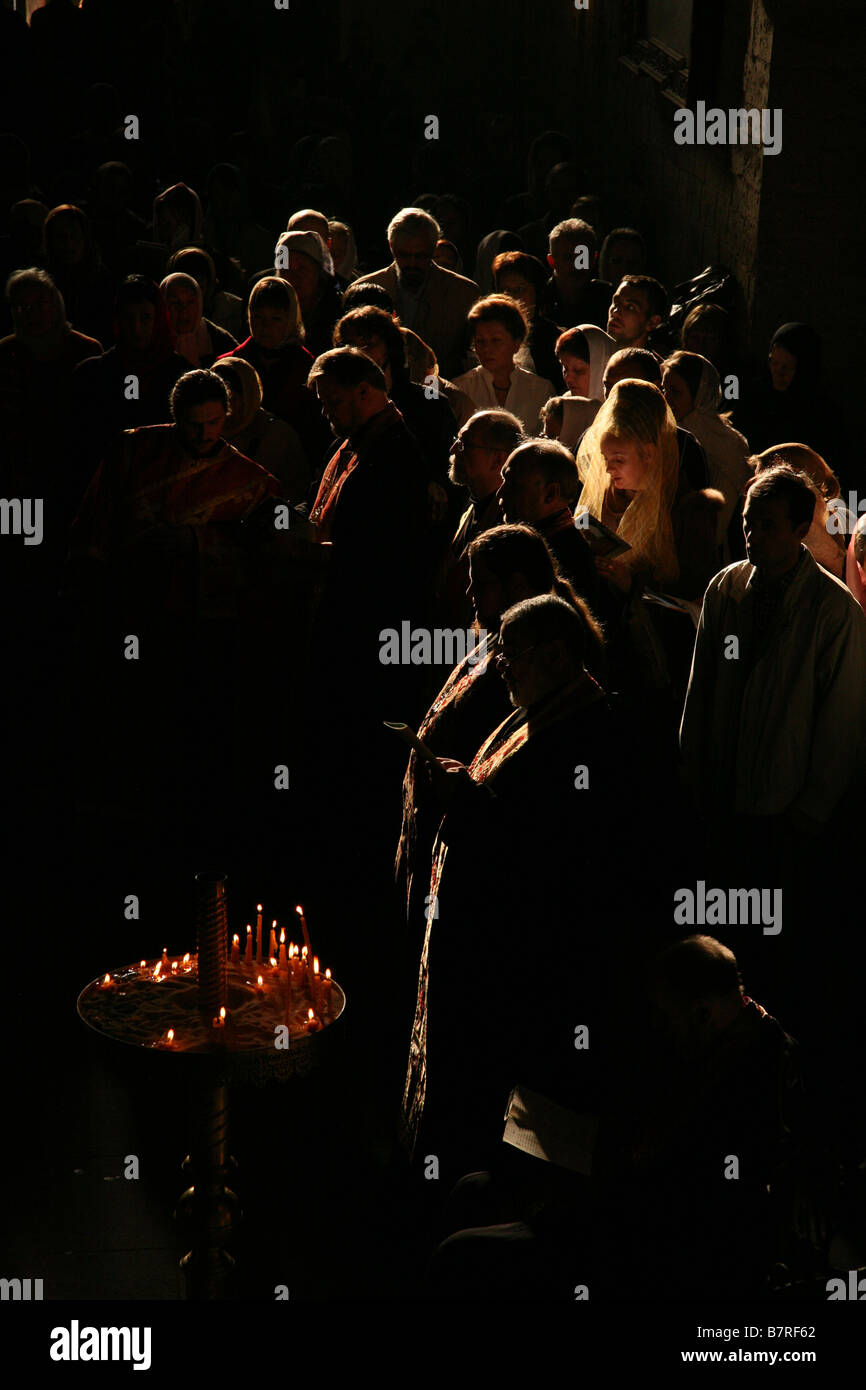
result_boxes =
[578,323,616,401]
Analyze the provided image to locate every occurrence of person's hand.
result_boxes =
[426,756,473,806]
[595,553,632,593]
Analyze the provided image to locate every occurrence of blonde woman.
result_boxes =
[579,378,723,601]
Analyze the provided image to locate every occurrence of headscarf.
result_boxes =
[769,322,822,392]
[159,271,209,366]
[674,353,749,540]
[211,356,263,436]
[474,230,523,294]
[152,183,204,252]
[579,323,616,401]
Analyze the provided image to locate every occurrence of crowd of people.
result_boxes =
[1,1,863,1302]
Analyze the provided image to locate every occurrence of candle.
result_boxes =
[161,946,170,968]
[101,973,117,993]
[244,925,252,966]
[295,904,314,968]
[279,929,287,970]
[231,933,240,964]
[306,1007,319,1033]
[256,974,264,997]
[323,968,333,1020]
[256,904,263,965]
[269,920,277,958]
[312,956,320,1015]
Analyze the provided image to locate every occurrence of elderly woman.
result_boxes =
[275,229,343,358]
[211,356,309,503]
[453,294,553,435]
[219,275,325,466]
[167,246,244,340]
[662,350,749,545]
[159,272,237,368]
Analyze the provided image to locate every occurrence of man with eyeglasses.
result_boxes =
[437,409,524,627]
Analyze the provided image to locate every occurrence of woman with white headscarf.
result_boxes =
[662,350,749,544]
[555,323,616,451]
[159,271,237,367]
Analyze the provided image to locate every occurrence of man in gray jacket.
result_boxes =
[680,463,866,843]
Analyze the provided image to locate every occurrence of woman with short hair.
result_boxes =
[453,294,553,434]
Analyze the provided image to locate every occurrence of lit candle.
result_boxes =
[101,973,117,993]
[171,960,178,973]
[161,946,170,969]
[270,957,278,972]
[256,904,264,965]
[256,974,264,997]
[279,928,287,970]
[312,956,320,1015]
[295,904,314,968]
[244,925,253,966]
[323,968,333,1020]
[231,933,240,964]
[306,1007,319,1033]
[182,952,191,969]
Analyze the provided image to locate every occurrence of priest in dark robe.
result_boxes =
[401,593,625,1183]
[396,523,594,933]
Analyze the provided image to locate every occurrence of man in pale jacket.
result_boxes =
[362,207,478,379]
[680,463,866,848]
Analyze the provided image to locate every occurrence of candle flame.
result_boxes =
[301,946,308,961]
[270,956,277,968]
[289,940,295,955]
[153,962,161,978]
[280,927,286,944]
[140,959,146,967]
[257,975,263,987]
[219,1006,226,1020]
[272,918,277,929]
[246,925,251,935]
[313,956,319,975]
[171,961,178,972]
[257,903,262,912]
[232,933,239,945]
[295,904,304,916]
[307,1008,314,1021]
[325,968,332,980]
[183,952,190,964]
[103,973,111,985]
[167,1029,174,1043]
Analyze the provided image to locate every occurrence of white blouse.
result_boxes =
[451,363,554,435]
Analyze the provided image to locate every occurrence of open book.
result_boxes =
[503,1085,599,1175]
[573,509,632,560]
